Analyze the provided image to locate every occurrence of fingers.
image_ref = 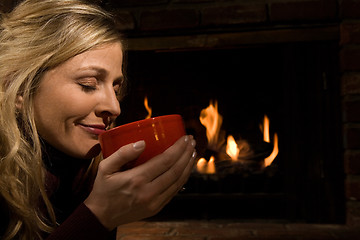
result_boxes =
[133,135,194,181]
[99,140,146,175]
[87,136,196,228]
[146,135,196,194]
[156,136,196,189]
[144,139,197,213]
[156,138,196,194]
[123,135,196,217]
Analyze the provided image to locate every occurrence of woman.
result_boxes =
[0,0,197,239]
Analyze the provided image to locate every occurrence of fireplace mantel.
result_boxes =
[126,25,339,51]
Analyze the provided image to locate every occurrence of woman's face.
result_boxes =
[33,42,123,159]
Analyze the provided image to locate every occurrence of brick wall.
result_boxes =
[340,0,360,226]
[1,0,360,225]
[104,0,339,33]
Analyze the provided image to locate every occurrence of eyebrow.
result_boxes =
[77,66,107,76]
[77,66,124,82]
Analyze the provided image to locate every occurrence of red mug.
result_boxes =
[99,114,186,170]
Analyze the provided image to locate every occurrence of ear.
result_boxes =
[15,95,24,110]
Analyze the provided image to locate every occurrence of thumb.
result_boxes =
[100,140,145,175]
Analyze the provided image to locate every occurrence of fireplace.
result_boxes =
[116,40,345,223]
[2,0,358,228]
[72,0,360,225]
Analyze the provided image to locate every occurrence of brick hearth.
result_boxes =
[116,221,360,240]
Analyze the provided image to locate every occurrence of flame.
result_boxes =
[261,115,279,167]
[198,102,279,171]
[196,156,215,174]
[144,96,152,119]
[262,115,270,143]
[207,156,216,174]
[199,100,223,151]
[197,158,207,173]
[226,135,239,161]
[264,133,279,167]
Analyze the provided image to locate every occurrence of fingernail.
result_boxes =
[184,135,190,142]
[191,139,196,147]
[192,151,197,159]
[133,140,145,150]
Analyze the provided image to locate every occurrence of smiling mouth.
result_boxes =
[79,124,107,135]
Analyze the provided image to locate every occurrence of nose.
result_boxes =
[96,86,121,119]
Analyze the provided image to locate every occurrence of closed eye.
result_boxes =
[77,77,98,92]
[79,83,97,92]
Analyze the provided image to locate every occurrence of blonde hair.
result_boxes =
[0,0,123,239]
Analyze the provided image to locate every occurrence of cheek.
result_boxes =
[34,90,78,130]
[34,90,62,118]
[37,99,92,125]
[34,97,63,136]
[36,85,92,117]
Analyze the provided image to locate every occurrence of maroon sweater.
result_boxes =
[42,141,115,240]
[0,141,116,239]
[46,203,112,240]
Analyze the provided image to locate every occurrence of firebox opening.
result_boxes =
[116,41,344,223]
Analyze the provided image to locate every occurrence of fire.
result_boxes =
[196,158,207,173]
[263,115,270,143]
[144,96,152,119]
[226,135,239,161]
[225,114,278,165]
[197,101,279,174]
[197,100,223,174]
[199,100,223,151]
[208,156,216,174]
[196,156,215,174]
[261,115,279,167]
[264,133,279,167]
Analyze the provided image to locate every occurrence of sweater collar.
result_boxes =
[41,139,92,177]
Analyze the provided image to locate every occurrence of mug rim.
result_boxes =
[99,114,182,138]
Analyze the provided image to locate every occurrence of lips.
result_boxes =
[78,123,107,135]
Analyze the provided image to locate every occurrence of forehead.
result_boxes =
[67,42,124,72]
[38,42,124,89]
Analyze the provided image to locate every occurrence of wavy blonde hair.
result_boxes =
[0,0,123,239]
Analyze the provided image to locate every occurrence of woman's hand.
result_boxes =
[84,135,196,230]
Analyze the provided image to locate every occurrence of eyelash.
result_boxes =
[79,83,97,92]
[78,82,122,97]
